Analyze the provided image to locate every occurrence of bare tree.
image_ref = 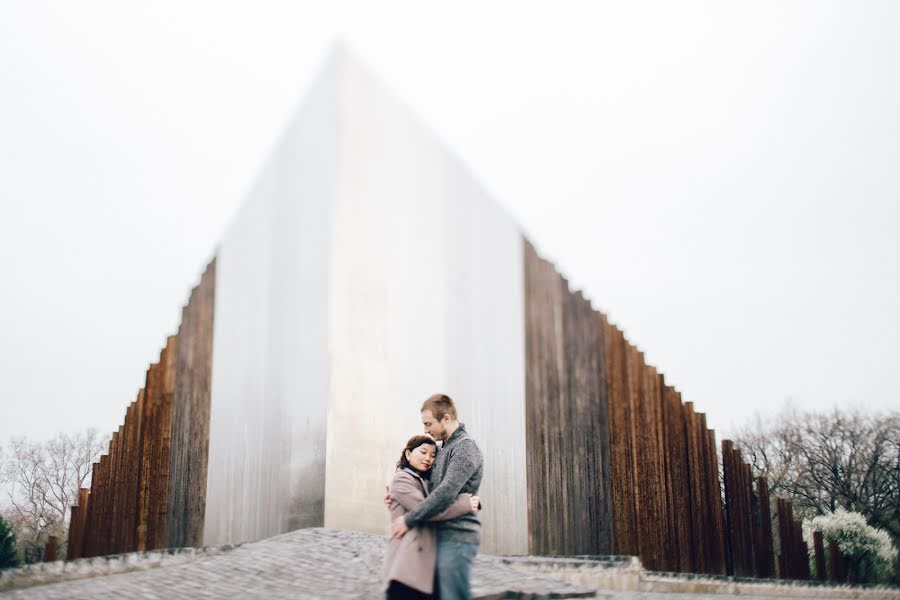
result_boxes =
[734,407,900,541]
[0,429,106,563]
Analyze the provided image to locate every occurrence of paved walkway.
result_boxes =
[2,529,896,599]
[3,529,595,599]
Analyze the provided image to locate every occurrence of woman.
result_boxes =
[384,434,479,600]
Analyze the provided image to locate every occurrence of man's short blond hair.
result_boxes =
[421,393,457,421]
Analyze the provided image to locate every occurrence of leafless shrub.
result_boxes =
[734,406,900,543]
[0,429,106,563]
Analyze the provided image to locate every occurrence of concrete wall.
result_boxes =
[203,56,338,546]
[205,50,528,553]
[323,53,528,554]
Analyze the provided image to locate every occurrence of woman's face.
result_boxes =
[405,443,437,472]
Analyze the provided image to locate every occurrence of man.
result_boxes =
[391,393,483,600]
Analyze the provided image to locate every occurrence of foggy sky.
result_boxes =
[1,1,898,448]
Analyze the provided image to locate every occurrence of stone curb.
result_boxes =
[638,570,900,599]
[497,555,900,599]
[0,544,240,592]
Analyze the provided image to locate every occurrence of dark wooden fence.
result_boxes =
[66,260,215,559]
[523,242,613,556]
[524,241,819,579]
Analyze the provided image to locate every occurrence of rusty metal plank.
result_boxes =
[137,361,160,551]
[606,319,636,557]
[185,260,216,548]
[813,531,826,581]
[828,537,844,582]
[108,427,123,553]
[756,476,775,578]
[43,536,58,562]
[707,428,727,575]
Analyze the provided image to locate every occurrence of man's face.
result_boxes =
[421,409,448,441]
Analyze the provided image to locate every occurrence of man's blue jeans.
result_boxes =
[435,540,478,600]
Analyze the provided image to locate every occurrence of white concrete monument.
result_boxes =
[203,48,528,554]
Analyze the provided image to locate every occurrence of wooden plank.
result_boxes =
[86,458,99,558]
[655,373,676,572]
[796,524,810,580]
[696,413,716,573]
[108,427,123,553]
[125,391,145,552]
[743,459,756,575]
[77,488,89,558]
[700,413,718,573]
[145,359,161,550]
[146,336,177,550]
[667,387,693,572]
[137,361,160,551]
[756,476,775,578]
[103,439,114,556]
[166,299,195,549]
[627,346,653,568]
[722,440,735,574]
[66,506,79,560]
[591,310,613,554]
[635,361,671,571]
[83,466,95,558]
[684,403,704,573]
[121,399,136,552]
[813,531,826,581]
[777,498,788,578]
[707,428,727,575]
[605,319,636,557]
[43,536,58,562]
[147,350,166,550]
[97,452,110,556]
[777,499,798,579]
[725,448,754,576]
[141,273,216,553]
[650,368,672,571]
[185,260,216,548]
[743,461,756,576]
[828,538,843,582]
[784,499,794,579]
[541,252,565,555]
[523,242,559,555]
[581,297,611,553]
[624,342,644,562]
[116,405,132,554]
[562,287,584,554]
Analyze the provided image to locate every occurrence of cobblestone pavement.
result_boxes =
[2,529,596,599]
[2,529,894,599]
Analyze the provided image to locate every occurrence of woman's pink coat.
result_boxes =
[383,468,473,594]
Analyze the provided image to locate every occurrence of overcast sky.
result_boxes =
[1,1,898,448]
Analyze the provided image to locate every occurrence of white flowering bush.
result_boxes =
[803,508,898,583]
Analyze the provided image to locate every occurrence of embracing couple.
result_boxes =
[383,393,484,600]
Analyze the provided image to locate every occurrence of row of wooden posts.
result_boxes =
[721,444,850,581]
[522,242,852,582]
[604,334,851,581]
[67,337,178,559]
[63,261,216,560]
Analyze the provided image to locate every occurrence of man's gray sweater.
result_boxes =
[403,424,483,544]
